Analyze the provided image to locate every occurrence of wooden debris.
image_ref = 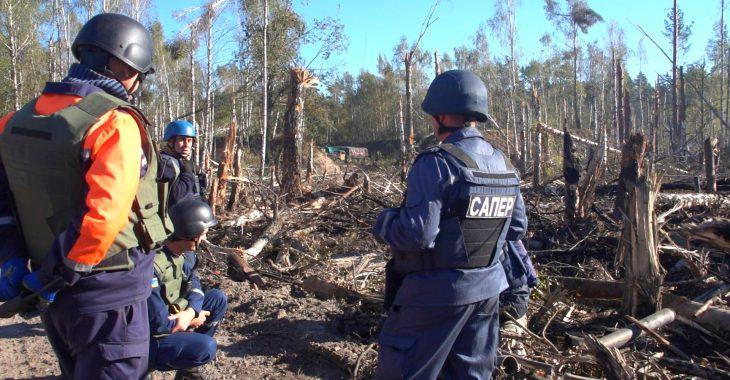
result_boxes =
[244,216,284,258]
[685,218,730,251]
[663,293,730,334]
[585,334,634,380]
[623,314,690,360]
[201,240,266,289]
[704,137,718,193]
[551,277,624,299]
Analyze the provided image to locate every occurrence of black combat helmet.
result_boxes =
[72,13,155,74]
[169,199,217,241]
[421,70,489,122]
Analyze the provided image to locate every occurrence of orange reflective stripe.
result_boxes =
[66,109,141,266]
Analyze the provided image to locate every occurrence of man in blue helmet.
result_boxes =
[159,120,207,206]
[372,69,528,379]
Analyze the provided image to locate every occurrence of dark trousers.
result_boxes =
[42,299,150,380]
[149,289,227,371]
[376,296,500,380]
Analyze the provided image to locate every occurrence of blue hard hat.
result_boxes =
[421,70,489,122]
[163,120,197,141]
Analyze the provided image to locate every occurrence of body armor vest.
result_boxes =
[393,143,520,273]
[153,249,189,313]
[0,92,173,271]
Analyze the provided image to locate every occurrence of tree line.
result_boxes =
[0,0,727,174]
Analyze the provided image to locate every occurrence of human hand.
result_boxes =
[169,308,197,333]
[188,310,210,329]
[180,159,195,174]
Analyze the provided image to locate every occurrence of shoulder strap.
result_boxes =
[73,92,128,119]
[438,143,479,170]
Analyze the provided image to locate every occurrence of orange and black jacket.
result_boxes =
[0,85,142,269]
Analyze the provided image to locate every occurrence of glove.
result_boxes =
[180,159,195,174]
[373,208,399,244]
[22,271,57,311]
[0,257,29,301]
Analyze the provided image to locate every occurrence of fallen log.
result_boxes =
[244,216,285,257]
[663,293,730,335]
[550,276,730,334]
[656,193,729,209]
[551,276,624,299]
[597,308,676,349]
[537,122,689,174]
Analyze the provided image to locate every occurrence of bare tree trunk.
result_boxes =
[721,0,725,140]
[612,52,620,146]
[433,49,441,76]
[704,138,718,193]
[572,26,580,129]
[531,87,543,187]
[623,77,632,140]
[190,28,198,165]
[618,134,661,317]
[616,58,624,144]
[260,0,269,178]
[672,0,680,157]
[563,128,581,223]
[678,66,687,159]
[226,147,244,211]
[280,68,316,200]
[404,53,414,153]
[398,95,407,181]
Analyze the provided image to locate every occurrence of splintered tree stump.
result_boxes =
[218,112,238,207]
[617,133,662,317]
[280,68,317,200]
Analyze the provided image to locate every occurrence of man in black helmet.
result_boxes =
[147,199,227,380]
[0,13,169,379]
[372,70,528,379]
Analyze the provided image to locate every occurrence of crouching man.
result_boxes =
[148,199,228,380]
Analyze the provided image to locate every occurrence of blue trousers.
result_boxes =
[42,299,150,380]
[376,296,500,380]
[149,289,227,371]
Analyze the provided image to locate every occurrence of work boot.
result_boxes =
[501,315,528,356]
[174,367,208,380]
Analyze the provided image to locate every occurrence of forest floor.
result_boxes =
[0,161,729,379]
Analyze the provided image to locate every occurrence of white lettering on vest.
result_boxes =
[466,194,516,219]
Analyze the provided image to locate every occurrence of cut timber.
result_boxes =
[280,68,317,200]
[537,122,689,174]
[597,309,676,349]
[585,334,633,380]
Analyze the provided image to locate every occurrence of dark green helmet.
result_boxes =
[421,70,489,122]
[72,13,155,74]
[169,199,217,240]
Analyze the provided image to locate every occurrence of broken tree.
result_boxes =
[280,68,317,200]
[562,127,605,223]
[616,133,663,317]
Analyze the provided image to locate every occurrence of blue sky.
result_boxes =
[153,0,720,81]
